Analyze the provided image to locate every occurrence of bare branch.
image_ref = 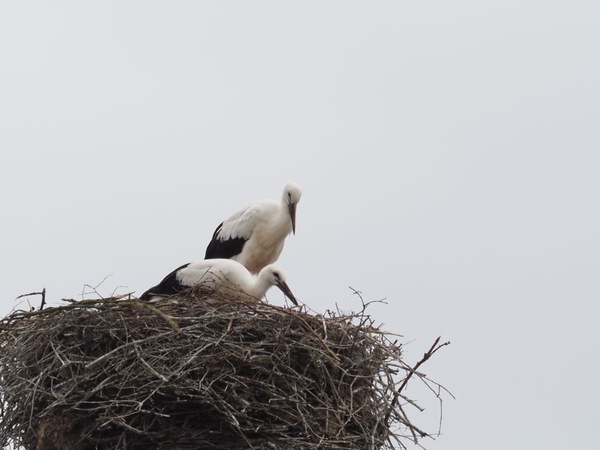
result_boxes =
[0,293,451,449]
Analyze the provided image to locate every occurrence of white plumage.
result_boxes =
[204,183,302,274]
[140,259,297,305]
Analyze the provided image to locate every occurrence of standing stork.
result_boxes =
[139,259,297,305]
[204,183,302,274]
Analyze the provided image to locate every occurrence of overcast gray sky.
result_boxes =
[2,2,599,449]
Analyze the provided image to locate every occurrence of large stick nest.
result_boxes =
[0,291,446,450]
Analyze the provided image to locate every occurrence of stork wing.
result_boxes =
[204,202,268,260]
[140,262,191,300]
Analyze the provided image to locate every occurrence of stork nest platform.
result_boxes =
[0,291,449,450]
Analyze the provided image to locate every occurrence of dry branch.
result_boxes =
[0,291,448,449]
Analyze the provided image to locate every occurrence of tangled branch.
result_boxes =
[0,291,449,449]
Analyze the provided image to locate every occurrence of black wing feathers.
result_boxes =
[140,262,191,300]
[204,222,248,260]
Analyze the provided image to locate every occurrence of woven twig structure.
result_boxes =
[0,292,444,449]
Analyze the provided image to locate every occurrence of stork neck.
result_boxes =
[259,204,291,237]
[250,274,272,299]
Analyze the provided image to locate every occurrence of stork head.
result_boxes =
[261,264,298,306]
[283,183,302,234]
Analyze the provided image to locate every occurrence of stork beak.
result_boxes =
[277,280,298,306]
[288,202,297,235]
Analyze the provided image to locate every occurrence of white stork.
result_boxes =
[139,259,298,305]
[204,183,302,274]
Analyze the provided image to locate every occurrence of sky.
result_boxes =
[1,1,599,449]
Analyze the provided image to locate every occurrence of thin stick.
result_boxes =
[15,288,46,311]
[384,336,450,426]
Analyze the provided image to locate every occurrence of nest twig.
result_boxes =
[0,290,449,450]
